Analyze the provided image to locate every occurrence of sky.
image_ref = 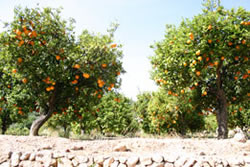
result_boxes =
[0,0,249,100]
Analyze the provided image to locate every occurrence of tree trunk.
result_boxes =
[30,89,57,136]
[1,120,7,134]
[215,60,228,139]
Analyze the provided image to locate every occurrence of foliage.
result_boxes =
[134,90,205,135]
[150,2,250,136]
[0,6,124,135]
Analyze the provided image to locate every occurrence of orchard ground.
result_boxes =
[0,134,249,158]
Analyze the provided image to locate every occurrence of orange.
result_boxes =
[196,71,201,76]
[12,69,17,73]
[22,78,28,84]
[234,56,239,61]
[208,24,212,30]
[110,83,115,88]
[214,61,218,66]
[242,74,248,79]
[241,40,246,44]
[228,42,233,46]
[102,64,107,68]
[198,56,202,61]
[73,64,80,69]
[203,91,207,96]
[71,80,78,84]
[83,73,90,79]
[181,89,185,94]
[18,110,24,115]
[189,33,194,40]
[183,62,187,67]
[206,57,210,62]
[107,87,112,91]
[56,55,61,60]
[46,87,50,91]
[18,40,24,47]
[168,91,172,95]
[196,50,201,56]
[16,29,22,36]
[111,44,117,48]
[194,82,198,86]
[221,56,225,61]
[186,40,191,44]
[235,45,240,50]
[117,71,121,75]
[234,76,238,80]
[248,70,250,74]
[75,75,80,79]
[17,58,23,63]
[208,39,212,44]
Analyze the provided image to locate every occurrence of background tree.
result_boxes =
[150,1,249,138]
[0,6,124,136]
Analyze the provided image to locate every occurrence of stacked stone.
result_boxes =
[0,151,249,167]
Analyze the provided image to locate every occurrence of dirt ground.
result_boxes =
[0,135,249,158]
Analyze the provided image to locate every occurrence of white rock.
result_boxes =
[0,160,11,167]
[58,157,73,167]
[228,130,235,138]
[10,152,21,167]
[29,153,36,161]
[119,157,127,164]
[118,163,127,167]
[104,157,115,167]
[78,163,88,167]
[164,162,174,167]
[113,144,128,152]
[140,156,152,166]
[152,155,163,163]
[19,160,43,167]
[111,160,120,167]
[234,132,247,143]
[127,156,139,167]
[174,157,188,167]
[20,152,31,160]
[163,155,179,163]
[183,158,197,167]
[0,152,11,164]
[151,162,164,167]
[94,156,105,165]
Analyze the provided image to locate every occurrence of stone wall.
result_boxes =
[0,150,249,167]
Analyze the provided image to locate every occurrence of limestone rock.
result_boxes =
[228,130,235,138]
[127,156,139,167]
[0,152,11,164]
[10,152,21,167]
[19,160,43,167]
[71,145,84,151]
[163,155,179,163]
[140,156,152,166]
[151,162,164,167]
[0,160,11,167]
[20,152,31,160]
[174,156,188,167]
[104,157,115,167]
[29,153,36,161]
[118,163,127,167]
[113,144,128,152]
[111,160,120,167]
[58,157,73,167]
[78,163,88,167]
[183,158,197,167]
[164,162,174,167]
[119,157,127,164]
[152,155,163,163]
[234,132,247,143]
[94,156,105,165]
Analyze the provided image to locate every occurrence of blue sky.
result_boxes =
[0,0,249,100]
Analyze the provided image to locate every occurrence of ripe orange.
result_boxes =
[196,50,201,56]
[235,45,240,50]
[234,56,239,61]
[248,70,250,74]
[208,24,212,30]
[198,56,202,61]
[186,40,191,44]
[221,56,225,61]
[18,110,24,115]
[208,39,212,44]
[206,57,210,62]
[18,40,24,47]
[16,29,22,36]
[46,87,50,91]
[194,82,198,86]
[243,74,248,79]
[196,71,201,76]
[214,61,219,66]
[117,71,121,75]
[181,89,185,94]
[168,91,172,95]
[83,73,90,79]
[241,40,246,44]
[56,55,61,60]
[31,31,37,37]
[73,64,80,69]
[22,78,28,84]
[12,69,17,73]
[203,91,207,96]
[183,62,187,67]
[75,75,80,79]
[111,44,117,48]
[107,87,112,91]
[102,64,107,68]
[71,80,78,84]
[234,76,238,80]
[29,41,34,46]
[189,33,194,40]
[228,42,233,46]
[17,58,23,63]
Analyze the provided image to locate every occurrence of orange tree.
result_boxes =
[150,1,249,138]
[0,7,123,136]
